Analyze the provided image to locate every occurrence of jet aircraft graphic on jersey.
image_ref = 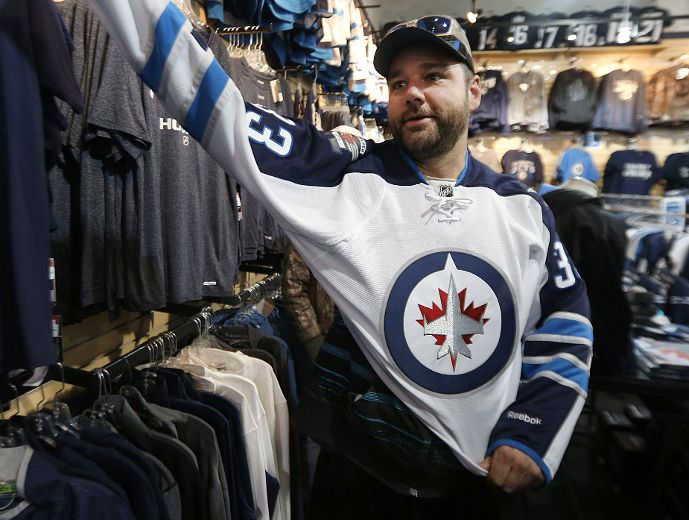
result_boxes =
[417,275,490,370]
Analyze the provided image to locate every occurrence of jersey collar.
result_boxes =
[399,148,471,187]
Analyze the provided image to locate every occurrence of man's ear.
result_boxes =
[468,74,482,112]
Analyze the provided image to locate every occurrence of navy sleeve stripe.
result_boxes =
[183,59,228,141]
[526,333,592,347]
[523,340,591,364]
[534,317,593,342]
[523,354,589,372]
[141,2,185,92]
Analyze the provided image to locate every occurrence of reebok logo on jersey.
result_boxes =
[329,131,367,161]
[507,411,542,425]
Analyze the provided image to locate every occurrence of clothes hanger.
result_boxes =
[42,363,80,435]
[0,383,25,448]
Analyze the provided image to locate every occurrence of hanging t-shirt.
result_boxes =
[548,68,597,130]
[469,69,509,135]
[507,70,548,133]
[1,0,82,372]
[501,149,544,188]
[662,152,689,191]
[602,150,661,195]
[556,147,599,184]
[593,69,648,135]
[648,65,689,124]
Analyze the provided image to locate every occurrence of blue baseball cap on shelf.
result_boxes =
[267,0,302,22]
[294,29,318,50]
[309,46,333,61]
[268,0,315,16]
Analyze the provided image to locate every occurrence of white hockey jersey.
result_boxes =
[89,0,592,485]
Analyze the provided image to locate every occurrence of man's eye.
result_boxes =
[427,73,443,81]
[391,81,406,90]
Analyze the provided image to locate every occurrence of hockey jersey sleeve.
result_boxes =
[87,0,374,248]
[486,200,592,483]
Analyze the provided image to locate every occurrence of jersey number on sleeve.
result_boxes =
[246,106,295,157]
[553,241,575,289]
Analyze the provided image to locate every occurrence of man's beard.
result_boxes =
[391,99,470,162]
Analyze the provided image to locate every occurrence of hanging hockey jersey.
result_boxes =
[602,150,660,195]
[507,70,548,132]
[648,65,689,124]
[469,69,510,135]
[593,69,648,135]
[548,69,597,130]
[90,0,592,486]
[501,149,544,188]
[662,152,689,191]
[556,147,599,183]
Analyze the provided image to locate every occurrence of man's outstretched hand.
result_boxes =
[479,445,544,493]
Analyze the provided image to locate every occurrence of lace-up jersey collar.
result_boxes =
[399,148,474,223]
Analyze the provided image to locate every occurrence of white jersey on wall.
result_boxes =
[90,0,592,484]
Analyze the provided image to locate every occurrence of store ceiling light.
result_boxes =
[466,0,482,24]
[567,27,577,42]
[617,21,632,44]
[617,0,632,44]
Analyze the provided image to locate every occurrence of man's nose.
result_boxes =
[405,83,425,106]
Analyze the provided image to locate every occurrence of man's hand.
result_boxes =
[479,445,544,493]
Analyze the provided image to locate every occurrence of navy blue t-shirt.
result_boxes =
[0,0,81,373]
[602,150,661,195]
[662,152,689,191]
[500,149,544,188]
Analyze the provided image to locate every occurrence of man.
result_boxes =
[89,1,592,505]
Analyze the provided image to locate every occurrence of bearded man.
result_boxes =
[87,4,592,517]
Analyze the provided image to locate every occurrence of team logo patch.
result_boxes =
[383,252,517,394]
[329,131,367,161]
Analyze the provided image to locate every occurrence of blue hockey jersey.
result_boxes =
[89,0,592,484]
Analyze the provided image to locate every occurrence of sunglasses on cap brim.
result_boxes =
[387,16,472,69]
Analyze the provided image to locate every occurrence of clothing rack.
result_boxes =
[216,25,271,35]
[220,273,281,307]
[46,307,214,394]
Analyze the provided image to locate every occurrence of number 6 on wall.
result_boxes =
[553,241,576,289]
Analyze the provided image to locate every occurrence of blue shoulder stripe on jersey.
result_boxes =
[183,59,228,141]
[523,340,591,364]
[532,318,593,342]
[399,148,470,186]
[486,440,553,483]
[523,358,589,392]
[141,2,186,92]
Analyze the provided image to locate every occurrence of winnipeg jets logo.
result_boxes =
[417,275,489,370]
[383,251,517,394]
[571,162,584,178]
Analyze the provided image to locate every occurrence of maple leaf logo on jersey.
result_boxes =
[416,275,490,370]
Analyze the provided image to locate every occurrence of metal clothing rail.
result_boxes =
[216,25,272,35]
[46,275,281,392]
[47,307,214,394]
[220,273,281,307]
